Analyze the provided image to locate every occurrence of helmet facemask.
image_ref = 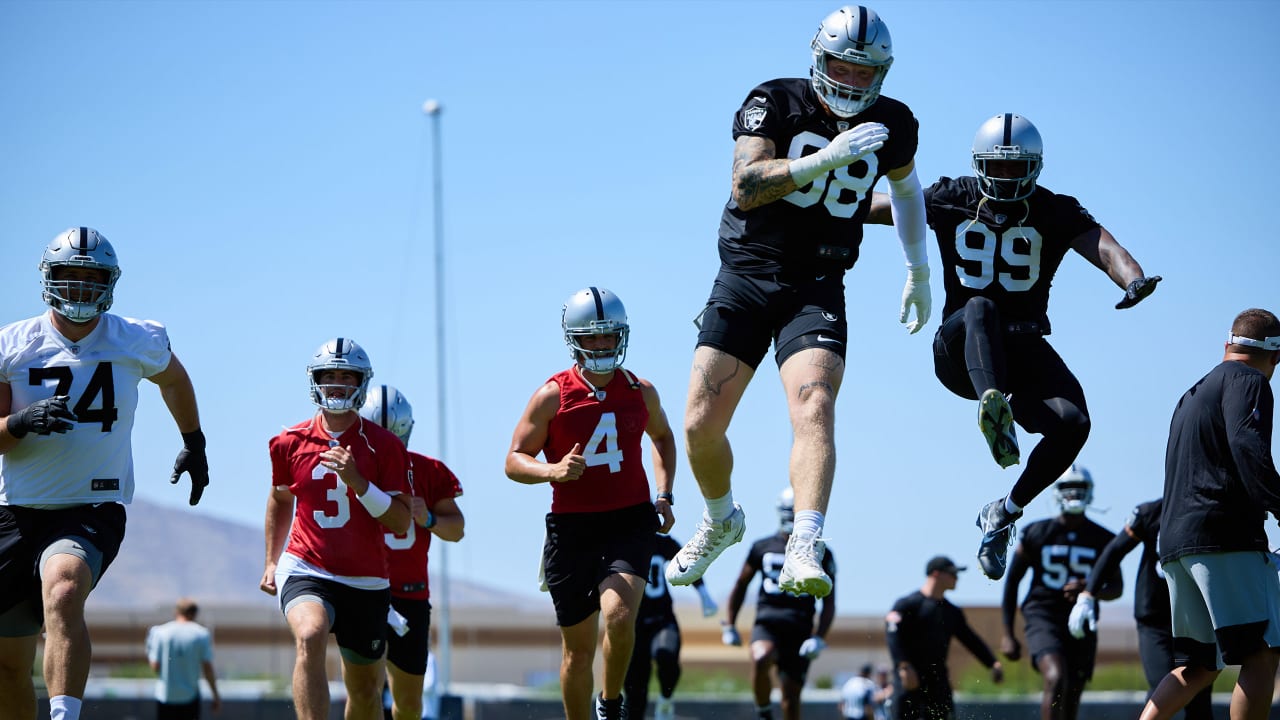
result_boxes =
[40,227,122,323]
[1053,464,1094,515]
[809,5,894,118]
[562,287,630,374]
[307,339,374,414]
[972,113,1044,202]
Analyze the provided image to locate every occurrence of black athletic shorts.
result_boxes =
[386,595,431,675]
[695,268,847,370]
[280,575,390,663]
[543,502,657,627]
[0,503,127,636]
[1024,602,1097,682]
[751,616,813,683]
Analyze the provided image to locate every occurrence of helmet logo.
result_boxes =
[743,106,767,131]
[822,312,838,322]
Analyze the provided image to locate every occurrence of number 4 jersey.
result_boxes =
[926,176,1100,327]
[0,312,172,506]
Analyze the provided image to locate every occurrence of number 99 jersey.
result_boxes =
[0,313,172,505]
[924,176,1100,328]
[1018,516,1116,614]
[719,77,919,276]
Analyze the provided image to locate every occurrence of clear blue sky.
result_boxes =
[3,1,1278,616]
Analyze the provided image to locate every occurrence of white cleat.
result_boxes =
[665,504,746,585]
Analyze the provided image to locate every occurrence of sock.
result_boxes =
[1004,496,1023,516]
[793,509,824,538]
[705,492,735,521]
[49,696,83,720]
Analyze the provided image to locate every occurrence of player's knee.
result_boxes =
[962,295,998,323]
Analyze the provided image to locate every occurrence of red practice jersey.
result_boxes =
[269,415,411,579]
[544,367,651,514]
[385,451,464,600]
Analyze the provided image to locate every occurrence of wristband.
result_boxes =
[656,492,674,506]
[421,508,438,529]
[357,484,393,517]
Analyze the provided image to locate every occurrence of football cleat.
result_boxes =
[779,533,832,598]
[666,504,746,586]
[978,389,1019,469]
[975,498,1022,580]
[594,693,627,720]
[654,697,675,720]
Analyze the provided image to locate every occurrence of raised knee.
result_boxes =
[963,296,998,319]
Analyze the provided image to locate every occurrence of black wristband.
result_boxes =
[181,429,207,450]
[656,491,674,506]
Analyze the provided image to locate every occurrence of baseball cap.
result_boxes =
[925,555,966,576]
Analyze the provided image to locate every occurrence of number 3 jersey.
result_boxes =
[269,416,411,583]
[720,77,919,276]
[925,176,1101,328]
[1017,516,1116,615]
[0,312,172,506]
[543,367,651,514]
[383,451,463,600]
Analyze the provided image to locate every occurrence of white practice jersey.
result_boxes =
[0,312,171,506]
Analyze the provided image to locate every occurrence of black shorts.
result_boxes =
[0,503,127,637]
[279,575,390,663]
[751,615,813,683]
[1024,603,1097,682]
[157,698,201,720]
[386,595,431,675]
[695,268,847,370]
[543,502,657,627]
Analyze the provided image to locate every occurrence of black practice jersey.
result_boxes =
[885,591,997,685]
[638,534,683,625]
[745,533,837,623]
[1017,516,1117,615]
[1125,500,1170,626]
[718,78,918,275]
[1162,361,1280,562]
[924,176,1100,327]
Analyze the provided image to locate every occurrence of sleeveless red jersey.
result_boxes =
[269,415,410,580]
[544,367,651,514]
[384,451,463,600]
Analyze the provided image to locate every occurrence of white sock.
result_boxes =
[793,510,824,538]
[705,492,735,521]
[1004,496,1023,515]
[49,696,82,720]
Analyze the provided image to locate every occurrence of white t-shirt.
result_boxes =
[0,312,171,505]
[841,675,877,719]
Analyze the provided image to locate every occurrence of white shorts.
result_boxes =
[1163,550,1280,668]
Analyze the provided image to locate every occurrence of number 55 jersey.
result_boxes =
[925,176,1100,328]
[0,313,172,506]
[1018,516,1116,615]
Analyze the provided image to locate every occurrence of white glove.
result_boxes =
[900,266,931,334]
[798,636,826,659]
[1068,594,1097,639]
[721,624,742,647]
[698,585,719,617]
[790,122,889,187]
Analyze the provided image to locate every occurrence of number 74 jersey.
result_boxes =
[0,312,173,505]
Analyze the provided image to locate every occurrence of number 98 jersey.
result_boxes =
[924,176,1100,327]
[0,313,172,505]
[1018,516,1116,614]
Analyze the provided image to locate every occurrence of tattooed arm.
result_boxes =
[732,135,800,211]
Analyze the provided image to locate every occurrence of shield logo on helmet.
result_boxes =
[743,106,767,131]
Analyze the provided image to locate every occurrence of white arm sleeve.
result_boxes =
[887,168,928,268]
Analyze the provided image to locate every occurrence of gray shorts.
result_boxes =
[1163,550,1280,668]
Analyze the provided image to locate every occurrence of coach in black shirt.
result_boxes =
[1140,308,1280,720]
[886,555,1002,720]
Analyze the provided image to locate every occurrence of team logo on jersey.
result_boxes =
[743,105,768,131]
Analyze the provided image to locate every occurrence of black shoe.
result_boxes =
[595,693,627,720]
[975,498,1022,580]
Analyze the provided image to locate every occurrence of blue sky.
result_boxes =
[2,0,1278,618]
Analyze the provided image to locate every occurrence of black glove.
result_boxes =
[171,429,209,506]
[7,395,77,438]
[1115,275,1162,309]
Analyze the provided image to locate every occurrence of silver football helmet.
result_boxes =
[307,338,374,413]
[972,113,1044,202]
[359,384,415,445]
[777,487,795,534]
[562,287,629,373]
[810,5,894,118]
[1053,464,1094,515]
[39,227,122,323]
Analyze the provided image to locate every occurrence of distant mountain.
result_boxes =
[89,499,540,610]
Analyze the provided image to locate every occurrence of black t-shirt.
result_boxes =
[718,77,918,275]
[885,591,996,685]
[1017,516,1116,615]
[1125,500,1170,626]
[924,176,1100,327]
[744,533,837,623]
[1161,360,1280,562]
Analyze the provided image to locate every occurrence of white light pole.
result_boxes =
[422,97,453,697]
